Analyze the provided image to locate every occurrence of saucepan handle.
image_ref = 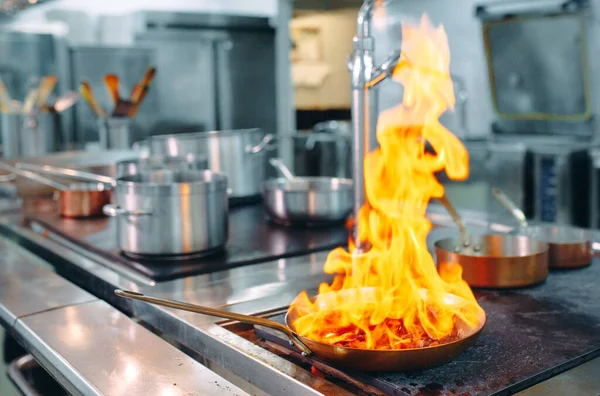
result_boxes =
[114,289,313,357]
[492,188,529,228]
[103,204,153,217]
[246,134,277,154]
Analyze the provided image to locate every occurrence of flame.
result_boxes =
[290,15,484,350]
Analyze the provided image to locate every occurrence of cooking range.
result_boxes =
[23,203,348,281]
[223,262,600,395]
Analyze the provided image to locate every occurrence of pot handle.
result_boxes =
[245,133,277,154]
[103,204,153,217]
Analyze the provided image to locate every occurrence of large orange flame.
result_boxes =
[291,15,484,350]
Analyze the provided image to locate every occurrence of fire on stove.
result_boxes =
[289,15,485,362]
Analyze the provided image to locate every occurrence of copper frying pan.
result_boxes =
[115,288,485,372]
[435,196,549,288]
[493,188,593,269]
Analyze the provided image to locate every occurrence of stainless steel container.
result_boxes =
[104,169,228,256]
[115,155,209,178]
[145,129,275,200]
[262,158,353,225]
[291,131,351,178]
[1,112,58,158]
[98,118,134,150]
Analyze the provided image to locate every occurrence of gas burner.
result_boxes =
[121,246,225,262]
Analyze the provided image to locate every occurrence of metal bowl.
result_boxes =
[262,177,353,224]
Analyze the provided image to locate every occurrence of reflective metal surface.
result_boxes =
[436,235,549,288]
[13,300,249,396]
[7,355,45,396]
[1,112,59,159]
[349,2,400,249]
[108,170,229,255]
[116,155,209,178]
[1,150,137,197]
[146,129,275,199]
[70,46,157,145]
[135,13,277,139]
[0,237,96,327]
[97,117,133,150]
[262,177,353,224]
[494,187,593,268]
[0,30,72,147]
[1,199,595,394]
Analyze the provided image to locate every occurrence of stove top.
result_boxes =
[25,204,349,281]
[225,259,600,395]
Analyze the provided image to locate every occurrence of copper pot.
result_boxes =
[57,183,112,218]
[435,195,549,288]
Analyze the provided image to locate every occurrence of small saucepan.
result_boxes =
[0,162,111,218]
[493,188,593,269]
[434,195,549,288]
[262,158,353,225]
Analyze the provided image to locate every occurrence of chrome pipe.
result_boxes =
[349,0,394,251]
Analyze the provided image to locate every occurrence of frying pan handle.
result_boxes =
[492,188,529,228]
[246,134,277,154]
[103,204,153,217]
[114,289,314,357]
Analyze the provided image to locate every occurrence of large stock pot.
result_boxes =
[140,129,275,202]
[103,169,228,257]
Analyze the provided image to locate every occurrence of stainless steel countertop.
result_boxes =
[0,199,598,395]
[0,232,249,396]
[14,300,248,396]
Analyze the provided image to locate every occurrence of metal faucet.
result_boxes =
[348,0,400,251]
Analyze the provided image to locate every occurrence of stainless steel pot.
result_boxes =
[103,169,228,256]
[291,131,352,179]
[140,129,275,200]
[116,155,209,178]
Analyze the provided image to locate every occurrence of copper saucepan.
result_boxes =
[115,288,486,372]
[0,162,111,218]
[493,188,593,269]
[434,196,549,288]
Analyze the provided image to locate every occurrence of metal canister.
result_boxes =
[1,112,58,158]
[98,118,133,150]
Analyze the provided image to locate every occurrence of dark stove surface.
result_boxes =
[254,259,600,396]
[26,204,348,282]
